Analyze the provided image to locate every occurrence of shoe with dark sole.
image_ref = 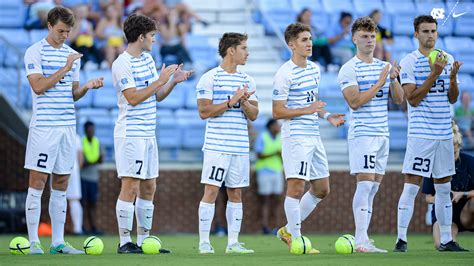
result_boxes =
[159,248,172,254]
[393,239,407,252]
[117,242,143,254]
[438,241,468,252]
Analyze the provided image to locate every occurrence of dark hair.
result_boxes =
[47,6,75,27]
[414,15,437,32]
[84,121,94,130]
[284,23,311,44]
[266,119,278,129]
[218,32,248,58]
[123,13,157,43]
[351,16,377,35]
[296,8,311,23]
[339,12,352,22]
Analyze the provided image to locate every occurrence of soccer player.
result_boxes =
[196,32,258,254]
[112,13,192,254]
[24,6,103,255]
[338,17,403,253]
[273,23,345,254]
[394,15,465,252]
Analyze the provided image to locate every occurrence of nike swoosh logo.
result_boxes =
[27,208,37,210]
[200,219,210,222]
[453,11,468,18]
[146,216,152,219]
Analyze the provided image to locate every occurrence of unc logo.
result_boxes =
[273,89,279,96]
[402,73,408,79]
[431,8,445,20]
[121,78,128,85]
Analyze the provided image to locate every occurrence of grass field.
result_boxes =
[1,234,473,265]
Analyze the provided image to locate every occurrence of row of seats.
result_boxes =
[257,0,474,37]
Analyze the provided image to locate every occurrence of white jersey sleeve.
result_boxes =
[272,67,291,101]
[337,62,358,91]
[247,75,258,102]
[399,55,416,85]
[112,58,136,92]
[24,44,43,76]
[196,70,214,100]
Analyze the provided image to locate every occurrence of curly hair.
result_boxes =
[351,16,377,35]
[123,13,157,43]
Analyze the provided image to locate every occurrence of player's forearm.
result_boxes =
[272,105,310,120]
[407,74,437,107]
[73,84,89,101]
[198,102,229,119]
[347,85,381,110]
[31,67,70,94]
[390,80,404,105]
[448,80,459,104]
[127,86,159,106]
[241,101,258,121]
[155,80,177,102]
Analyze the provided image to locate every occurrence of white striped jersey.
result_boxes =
[24,39,80,128]
[338,56,390,139]
[196,66,257,155]
[112,51,158,138]
[272,60,321,138]
[400,50,456,140]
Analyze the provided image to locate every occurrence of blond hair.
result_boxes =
[452,120,463,147]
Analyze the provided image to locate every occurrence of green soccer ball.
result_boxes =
[335,234,355,254]
[141,236,162,254]
[10,236,30,255]
[290,236,312,255]
[83,236,104,255]
[428,49,448,65]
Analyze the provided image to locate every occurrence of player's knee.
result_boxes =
[139,183,156,198]
[314,186,330,199]
[51,176,69,191]
[405,174,422,185]
[227,188,242,202]
[202,185,219,203]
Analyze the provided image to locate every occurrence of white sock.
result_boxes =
[367,181,380,228]
[116,199,134,246]
[352,181,372,246]
[198,201,215,245]
[26,187,43,244]
[284,196,301,239]
[434,183,453,244]
[49,189,67,247]
[397,183,420,242]
[226,201,243,246]
[135,198,154,246]
[299,191,323,222]
[68,200,83,234]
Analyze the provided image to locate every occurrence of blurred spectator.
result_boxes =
[254,119,283,234]
[327,12,355,65]
[296,8,336,71]
[24,0,60,29]
[455,91,474,148]
[369,9,393,61]
[95,4,125,67]
[81,121,104,234]
[173,2,209,33]
[422,121,473,250]
[66,134,84,235]
[88,0,124,24]
[158,8,193,66]
[70,4,107,70]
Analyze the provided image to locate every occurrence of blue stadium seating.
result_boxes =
[392,15,416,35]
[353,0,384,16]
[291,0,324,13]
[29,29,49,44]
[322,0,354,13]
[176,109,206,149]
[0,0,26,28]
[454,16,474,36]
[444,36,473,53]
[92,86,117,109]
[157,116,182,150]
[157,85,186,109]
[391,36,415,52]
[384,0,417,16]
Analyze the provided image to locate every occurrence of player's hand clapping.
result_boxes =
[389,62,401,80]
[157,63,178,85]
[85,77,104,90]
[65,53,82,71]
[173,64,194,83]
[305,101,326,114]
[328,113,346,127]
[375,64,390,88]
[450,61,463,81]
[229,86,247,106]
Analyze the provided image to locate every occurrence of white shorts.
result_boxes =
[256,169,284,195]
[66,164,82,200]
[281,136,329,181]
[115,137,159,180]
[200,151,249,188]
[348,136,389,175]
[402,137,455,178]
[25,126,76,175]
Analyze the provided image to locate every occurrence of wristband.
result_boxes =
[464,191,469,198]
[226,101,232,109]
[323,112,331,120]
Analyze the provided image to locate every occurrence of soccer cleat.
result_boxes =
[355,241,388,253]
[117,242,143,254]
[307,248,321,254]
[159,248,172,254]
[199,242,215,254]
[438,241,469,252]
[29,242,44,255]
[393,239,407,252]
[276,226,292,248]
[50,242,84,254]
[225,242,254,254]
